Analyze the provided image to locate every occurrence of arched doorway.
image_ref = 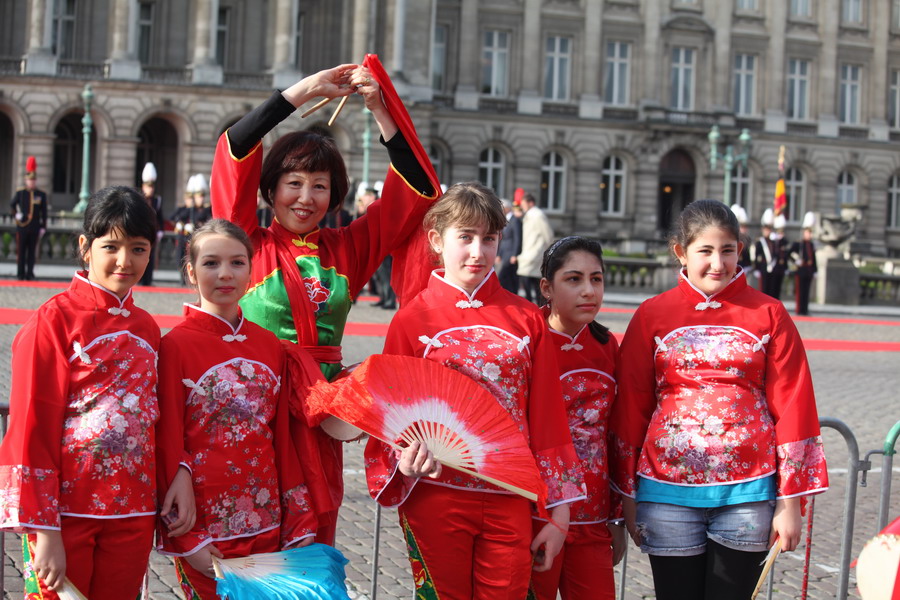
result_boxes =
[135,117,179,215]
[658,149,696,234]
[0,113,13,202]
[53,113,97,210]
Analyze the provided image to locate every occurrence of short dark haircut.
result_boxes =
[79,186,158,266]
[259,131,349,214]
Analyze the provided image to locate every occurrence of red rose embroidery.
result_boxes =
[303,277,331,311]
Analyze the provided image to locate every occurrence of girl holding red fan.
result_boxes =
[156,219,317,600]
[365,182,585,600]
[0,187,192,599]
[528,236,626,600]
[609,199,828,600]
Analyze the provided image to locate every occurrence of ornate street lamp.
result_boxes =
[73,83,94,213]
[708,125,752,206]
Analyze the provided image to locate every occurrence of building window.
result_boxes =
[839,64,861,124]
[785,167,805,223]
[215,8,230,67]
[730,164,751,211]
[540,152,566,212]
[889,175,900,229]
[478,147,506,197]
[604,42,630,106]
[429,144,447,185]
[733,54,756,116]
[786,59,810,120]
[736,0,758,10]
[890,70,900,129]
[600,156,626,216]
[837,171,857,208]
[432,24,447,92]
[293,11,304,69]
[842,0,863,24]
[895,0,900,29]
[544,36,572,101]
[137,2,153,64]
[790,0,812,17]
[52,0,77,59]
[481,30,509,96]
[670,47,694,110]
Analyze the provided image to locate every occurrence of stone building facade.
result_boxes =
[2,0,899,256]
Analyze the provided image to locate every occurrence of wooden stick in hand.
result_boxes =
[300,97,333,118]
[327,95,350,127]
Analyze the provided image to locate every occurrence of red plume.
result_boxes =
[25,156,37,173]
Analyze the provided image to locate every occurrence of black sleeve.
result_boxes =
[228,91,297,159]
[382,131,434,197]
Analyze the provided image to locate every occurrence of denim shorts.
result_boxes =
[635,500,775,556]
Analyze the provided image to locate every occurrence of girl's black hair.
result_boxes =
[669,199,741,254]
[79,186,159,267]
[540,236,611,345]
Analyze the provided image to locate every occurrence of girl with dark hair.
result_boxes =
[365,182,584,600]
[609,199,828,600]
[155,219,317,599]
[0,186,195,599]
[211,63,440,544]
[528,236,625,600]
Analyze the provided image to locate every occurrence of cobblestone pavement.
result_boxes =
[0,278,898,599]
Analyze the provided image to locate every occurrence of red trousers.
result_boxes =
[529,521,615,600]
[175,528,281,600]
[27,514,155,600]
[316,509,339,546]
[398,483,532,600]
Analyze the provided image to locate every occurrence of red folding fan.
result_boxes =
[306,354,546,504]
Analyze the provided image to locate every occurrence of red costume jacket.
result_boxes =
[0,273,160,531]
[364,270,585,508]
[156,305,316,556]
[609,270,828,501]
[547,325,619,524]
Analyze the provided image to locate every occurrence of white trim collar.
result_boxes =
[679,268,744,310]
[431,268,494,307]
[184,303,247,341]
[75,272,133,316]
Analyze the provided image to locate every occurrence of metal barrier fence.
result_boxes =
[0,406,895,599]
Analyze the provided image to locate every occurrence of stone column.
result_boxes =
[817,4,839,137]
[869,0,890,140]
[578,0,603,119]
[454,0,480,109]
[272,0,302,89]
[764,0,787,132]
[24,0,57,75]
[107,0,141,80]
[517,0,542,114]
[712,3,732,112]
[191,0,223,84]
[641,0,660,108]
[392,0,407,76]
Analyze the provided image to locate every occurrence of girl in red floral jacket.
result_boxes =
[609,199,828,600]
[156,219,317,600]
[0,187,194,599]
[364,183,585,600]
[529,236,626,600]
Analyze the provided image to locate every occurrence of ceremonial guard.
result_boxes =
[139,162,166,286]
[790,212,818,316]
[10,156,48,281]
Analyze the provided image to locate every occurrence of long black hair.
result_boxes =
[540,236,611,344]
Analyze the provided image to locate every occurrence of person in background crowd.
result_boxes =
[139,162,166,286]
[791,212,818,316]
[517,192,554,305]
[496,196,523,295]
[10,156,48,281]
[753,208,774,294]
[731,204,753,288]
[766,214,790,300]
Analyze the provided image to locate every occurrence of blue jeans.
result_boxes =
[635,500,775,556]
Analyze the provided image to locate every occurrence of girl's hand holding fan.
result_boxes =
[306,354,548,506]
[33,530,66,590]
[187,544,224,580]
[398,440,442,479]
